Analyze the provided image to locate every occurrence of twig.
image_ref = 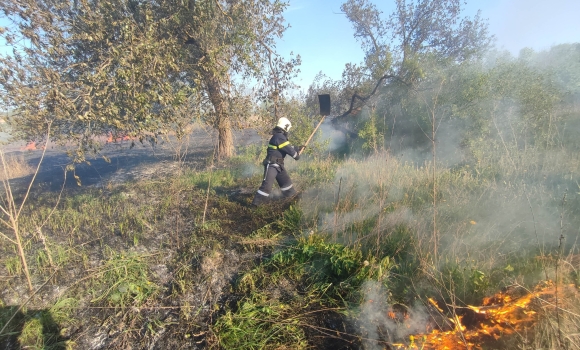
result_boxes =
[37,227,55,267]
[0,269,59,336]
[0,229,17,244]
[17,121,52,220]
[38,167,67,228]
[524,186,548,280]
[222,315,366,345]
[333,177,342,241]
[555,190,567,348]
[333,74,405,121]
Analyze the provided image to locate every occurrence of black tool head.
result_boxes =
[318,94,331,116]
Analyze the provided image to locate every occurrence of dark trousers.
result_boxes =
[252,164,296,206]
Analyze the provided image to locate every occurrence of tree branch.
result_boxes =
[0,230,17,245]
[333,73,405,122]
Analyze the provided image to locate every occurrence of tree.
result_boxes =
[331,0,492,121]
[255,52,302,128]
[0,0,297,161]
[0,0,189,162]
[462,52,564,157]
[146,0,297,159]
[312,0,492,259]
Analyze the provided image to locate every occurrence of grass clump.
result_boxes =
[214,293,308,350]
[0,154,33,181]
[89,250,159,307]
[265,234,394,300]
[0,298,77,350]
[216,231,396,349]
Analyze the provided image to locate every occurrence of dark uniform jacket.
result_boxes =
[264,127,299,165]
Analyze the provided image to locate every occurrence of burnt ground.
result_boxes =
[4,127,263,192]
[3,127,553,349]
[1,127,362,349]
[0,128,259,349]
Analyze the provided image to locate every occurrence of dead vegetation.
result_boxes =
[0,153,33,181]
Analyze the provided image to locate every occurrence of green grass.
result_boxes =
[215,225,399,348]
[214,293,308,350]
[0,298,77,350]
[89,250,159,307]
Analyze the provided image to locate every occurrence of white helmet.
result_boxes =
[276,117,292,132]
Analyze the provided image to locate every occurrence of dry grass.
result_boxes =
[523,284,580,350]
[299,148,580,260]
[0,154,33,181]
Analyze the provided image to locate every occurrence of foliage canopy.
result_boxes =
[0,0,298,160]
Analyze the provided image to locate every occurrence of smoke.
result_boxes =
[292,42,580,350]
[239,162,262,178]
[355,281,430,349]
[299,152,418,241]
[298,136,577,265]
[387,117,466,167]
[317,119,347,152]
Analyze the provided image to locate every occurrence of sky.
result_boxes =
[277,0,580,90]
[1,0,579,90]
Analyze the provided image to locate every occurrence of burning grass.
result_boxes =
[289,148,580,348]
[388,281,580,349]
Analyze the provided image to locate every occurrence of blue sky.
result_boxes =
[1,0,579,90]
[277,0,580,90]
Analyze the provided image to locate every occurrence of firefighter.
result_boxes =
[251,117,302,207]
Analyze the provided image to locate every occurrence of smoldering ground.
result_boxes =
[355,281,431,349]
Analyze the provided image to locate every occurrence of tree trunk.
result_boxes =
[203,69,234,159]
[217,114,233,159]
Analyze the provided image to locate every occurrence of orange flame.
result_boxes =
[393,281,576,349]
[21,142,46,151]
[22,142,37,150]
[107,133,136,143]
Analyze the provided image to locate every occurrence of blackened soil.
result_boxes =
[5,128,262,193]
[304,309,362,349]
[0,127,362,350]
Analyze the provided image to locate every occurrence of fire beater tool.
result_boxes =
[298,94,330,155]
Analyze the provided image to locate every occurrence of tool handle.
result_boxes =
[299,115,326,155]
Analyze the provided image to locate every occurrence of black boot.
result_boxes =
[281,186,297,199]
[251,192,270,207]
